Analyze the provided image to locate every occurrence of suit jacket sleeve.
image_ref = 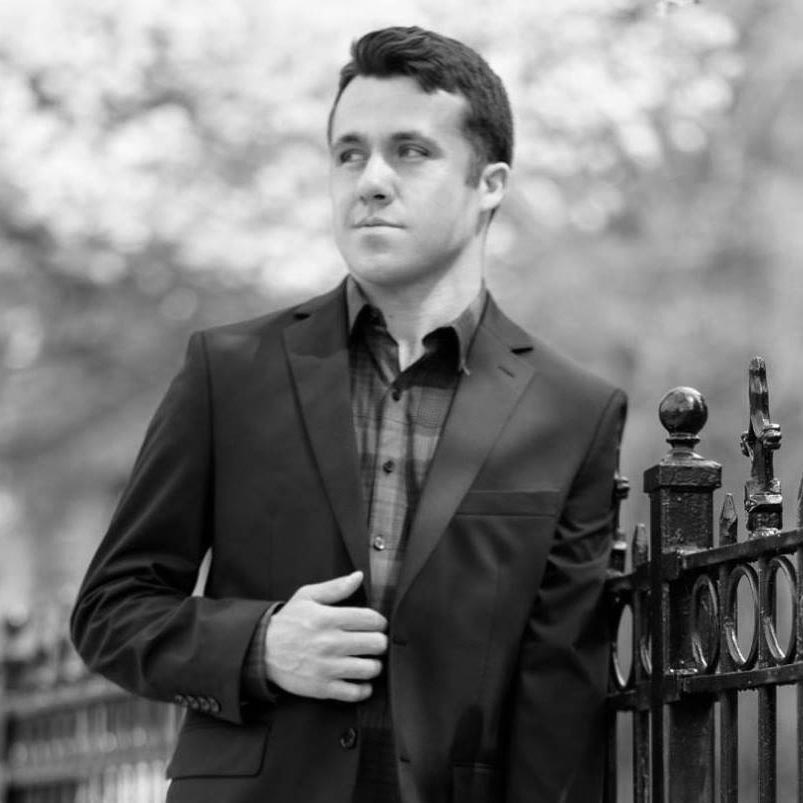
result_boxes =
[505,387,627,803]
[70,332,274,724]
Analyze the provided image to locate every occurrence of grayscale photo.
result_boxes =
[1,1,801,801]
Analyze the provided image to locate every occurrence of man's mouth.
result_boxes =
[354,218,402,229]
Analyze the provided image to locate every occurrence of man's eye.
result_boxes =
[399,145,427,159]
[336,150,364,165]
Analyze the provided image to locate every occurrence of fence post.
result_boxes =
[643,387,722,803]
[740,357,784,803]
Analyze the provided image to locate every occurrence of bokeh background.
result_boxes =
[0,0,800,795]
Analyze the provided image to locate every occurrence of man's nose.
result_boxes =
[357,153,394,203]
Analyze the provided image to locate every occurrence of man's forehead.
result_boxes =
[330,75,468,142]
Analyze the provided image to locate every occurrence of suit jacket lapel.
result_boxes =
[282,281,371,588]
[394,299,535,613]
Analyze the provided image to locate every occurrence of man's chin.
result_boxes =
[346,263,430,291]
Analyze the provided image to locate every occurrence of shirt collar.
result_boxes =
[345,275,486,374]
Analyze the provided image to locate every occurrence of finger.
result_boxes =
[328,606,387,632]
[295,571,363,604]
[332,656,384,681]
[335,631,388,657]
[326,680,373,703]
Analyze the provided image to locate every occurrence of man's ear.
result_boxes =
[478,162,510,214]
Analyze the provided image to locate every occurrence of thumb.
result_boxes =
[296,571,364,604]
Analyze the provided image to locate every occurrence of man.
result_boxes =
[71,26,627,803]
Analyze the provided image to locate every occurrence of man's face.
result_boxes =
[329,75,490,292]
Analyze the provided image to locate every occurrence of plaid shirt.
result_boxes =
[346,277,485,616]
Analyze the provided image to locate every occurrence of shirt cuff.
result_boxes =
[240,602,285,704]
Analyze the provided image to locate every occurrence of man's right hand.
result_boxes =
[264,570,388,702]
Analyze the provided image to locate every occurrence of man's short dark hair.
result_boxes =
[328,26,514,185]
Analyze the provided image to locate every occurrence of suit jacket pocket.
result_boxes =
[456,490,560,517]
[452,763,500,803]
[166,718,270,779]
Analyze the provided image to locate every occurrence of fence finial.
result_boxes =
[658,386,708,458]
[718,493,738,545]
[740,356,782,535]
[633,523,648,567]
[609,471,630,574]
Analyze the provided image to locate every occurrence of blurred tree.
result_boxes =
[1,0,800,625]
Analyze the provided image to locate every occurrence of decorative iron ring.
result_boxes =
[610,597,634,691]
[762,555,797,664]
[690,573,719,673]
[724,563,760,669]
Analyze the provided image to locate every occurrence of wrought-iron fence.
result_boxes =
[0,605,180,802]
[2,356,799,801]
[605,356,802,802]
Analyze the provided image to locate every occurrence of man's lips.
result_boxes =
[352,218,403,229]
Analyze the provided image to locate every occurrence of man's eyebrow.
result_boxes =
[390,131,438,147]
[330,133,363,150]
[330,131,440,150]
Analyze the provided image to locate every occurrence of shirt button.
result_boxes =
[382,459,395,474]
[372,536,386,551]
[339,727,358,750]
[391,387,402,401]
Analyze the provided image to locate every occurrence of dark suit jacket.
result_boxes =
[71,281,626,803]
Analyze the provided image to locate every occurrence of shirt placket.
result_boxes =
[368,385,408,615]
[363,330,406,615]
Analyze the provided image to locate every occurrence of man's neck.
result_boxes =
[352,269,483,371]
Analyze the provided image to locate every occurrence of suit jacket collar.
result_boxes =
[282,281,371,591]
[282,279,535,608]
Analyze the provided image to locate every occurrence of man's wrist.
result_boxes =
[241,602,285,703]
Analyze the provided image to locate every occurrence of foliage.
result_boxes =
[1,0,800,631]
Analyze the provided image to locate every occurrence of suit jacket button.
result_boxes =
[173,694,186,706]
[198,697,211,712]
[339,727,358,750]
[208,698,221,714]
